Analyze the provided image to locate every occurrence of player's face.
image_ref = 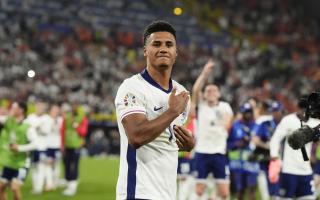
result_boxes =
[204,85,220,103]
[50,105,60,118]
[35,102,47,115]
[9,103,22,117]
[242,111,253,121]
[272,111,282,122]
[144,32,177,70]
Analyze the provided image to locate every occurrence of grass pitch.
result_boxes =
[8,156,119,200]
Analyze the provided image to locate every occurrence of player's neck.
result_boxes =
[15,115,24,123]
[146,66,171,90]
[207,100,218,107]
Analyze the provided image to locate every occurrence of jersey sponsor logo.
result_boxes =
[153,106,163,111]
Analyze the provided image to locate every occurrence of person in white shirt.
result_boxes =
[25,100,51,194]
[191,59,234,200]
[44,104,62,191]
[115,20,195,200]
[270,101,319,199]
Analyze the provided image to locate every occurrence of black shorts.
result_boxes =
[0,166,28,184]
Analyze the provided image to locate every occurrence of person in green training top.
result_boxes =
[0,102,38,200]
[61,103,88,196]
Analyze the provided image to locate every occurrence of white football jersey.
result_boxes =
[195,100,233,154]
[115,70,189,200]
[270,113,320,175]
[46,116,63,149]
[25,113,51,151]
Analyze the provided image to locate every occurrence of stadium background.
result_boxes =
[0,0,320,199]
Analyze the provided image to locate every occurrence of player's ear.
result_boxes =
[143,46,147,57]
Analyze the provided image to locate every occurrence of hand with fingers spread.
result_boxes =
[174,125,195,152]
[168,87,189,117]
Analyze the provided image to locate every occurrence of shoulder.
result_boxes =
[41,114,51,121]
[26,114,36,119]
[218,101,233,113]
[117,74,144,93]
[116,75,144,97]
[232,120,241,126]
[256,115,273,124]
[218,101,231,107]
[282,113,297,122]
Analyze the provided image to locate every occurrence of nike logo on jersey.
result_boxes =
[154,106,163,111]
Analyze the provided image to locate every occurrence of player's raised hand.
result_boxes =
[202,59,215,75]
[168,87,189,117]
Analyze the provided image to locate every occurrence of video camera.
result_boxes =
[287,91,320,160]
[299,91,320,119]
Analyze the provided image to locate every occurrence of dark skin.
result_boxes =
[122,31,194,151]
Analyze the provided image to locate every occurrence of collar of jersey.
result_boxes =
[140,68,173,94]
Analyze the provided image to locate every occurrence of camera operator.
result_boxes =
[269,97,320,200]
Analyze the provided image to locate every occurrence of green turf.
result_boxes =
[2,157,264,200]
[11,157,119,200]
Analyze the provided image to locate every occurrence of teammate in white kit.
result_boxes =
[25,100,51,194]
[115,20,195,200]
[191,59,234,200]
[270,101,319,200]
[44,104,62,191]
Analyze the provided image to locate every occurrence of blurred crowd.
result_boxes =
[0,0,319,117]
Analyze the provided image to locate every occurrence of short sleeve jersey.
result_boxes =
[195,101,233,154]
[115,69,189,200]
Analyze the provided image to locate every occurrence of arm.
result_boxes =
[60,117,66,151]
[76,117,88,137]
[228,124,250,150]
[227,125,237,150]
[268,119,288,183]
[122,87,189,149]
[251,123,270,149]
[252,135,269,149]
[192,59,215,105]
[13,127,38,152]
[222,109,234,130]
[270,118,289,159]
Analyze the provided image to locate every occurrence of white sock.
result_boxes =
[33,162,46,193]
[53,160,60,187]
[45,164,54,190]
[258,171,270,200]
[178,176,194,200]
[63,180,78,196]
[188,187,208,200]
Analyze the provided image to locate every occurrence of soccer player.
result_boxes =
[227,103,259,200]
[61,103,88,196]
[115,20,194,200]
[24,100,51,194]
[191,59,233,200]
[0,102,37,200]
[269,100,319,199]
[44,104,62,191]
